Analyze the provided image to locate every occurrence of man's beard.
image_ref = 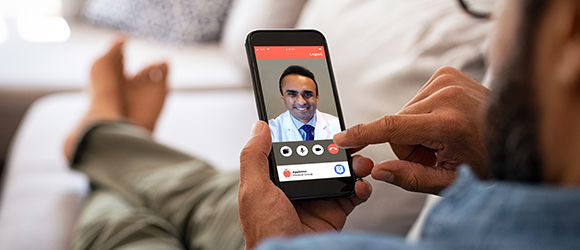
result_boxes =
[485,60,542,182]
[485,0,547,183]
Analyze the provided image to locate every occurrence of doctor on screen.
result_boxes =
[269,65,341,143]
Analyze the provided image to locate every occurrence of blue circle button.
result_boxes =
[334,164,345,175]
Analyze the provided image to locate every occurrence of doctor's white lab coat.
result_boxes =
[268,110,341,142]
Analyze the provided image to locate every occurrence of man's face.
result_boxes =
[280,74,319,123]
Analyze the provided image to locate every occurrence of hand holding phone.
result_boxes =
[245,30,356,200]
[238,120,373,249]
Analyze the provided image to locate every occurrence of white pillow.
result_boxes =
[220,0,308,69]
[82,0,233,43]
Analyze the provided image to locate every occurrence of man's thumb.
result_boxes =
[240,121,272,182]
[371,160,456,194]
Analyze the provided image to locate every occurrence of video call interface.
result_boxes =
[254,46,351,182]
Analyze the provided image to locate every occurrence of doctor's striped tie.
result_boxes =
[300,125,315,141]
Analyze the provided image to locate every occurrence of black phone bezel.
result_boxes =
[245,29,356,201]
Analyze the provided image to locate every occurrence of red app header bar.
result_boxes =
[254,46,326,59]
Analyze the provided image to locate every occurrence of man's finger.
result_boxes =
[239,121,272,183]
[404,67,460,106]
[345,146,366,154]
[352,179,372,204]
[294,201,345,231]
[403,67,484,108]
[352,155,373,178]
[371,160,456,194]
[335,156,373,216]
[334,114,440,149]
[390,144,437,167]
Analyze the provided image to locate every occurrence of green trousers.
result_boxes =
[71,122,244,250]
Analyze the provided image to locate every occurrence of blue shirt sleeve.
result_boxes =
[255,232,418,250]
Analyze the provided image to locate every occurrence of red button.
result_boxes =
[327,144,339,154]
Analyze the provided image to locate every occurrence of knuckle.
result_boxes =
[379,116,397,138]
[433,66,460,77]
[432,86,469,104]
[401,174,421,192]
[348,123,365,139]
[441,85,467,96]
[238,184,250,198]
[424,74,461,96]
[401,168,428,192]
[434,72,454,83]
[399,104,419,115]
[398,106,412,115]
[432,74,459,89]
[239,145,262,168]
[239,145,253,163]
[239,175,263,196]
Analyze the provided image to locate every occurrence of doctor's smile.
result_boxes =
[282,74,319,123]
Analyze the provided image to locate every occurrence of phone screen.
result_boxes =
[253,46,352,184]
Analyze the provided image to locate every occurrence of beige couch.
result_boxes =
[0,1,491,249]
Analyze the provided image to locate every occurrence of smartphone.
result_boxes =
[245,29,356,201]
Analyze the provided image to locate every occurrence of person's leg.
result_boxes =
[73,190,184,250]
[69,39,243,250]
[73,122,243,250]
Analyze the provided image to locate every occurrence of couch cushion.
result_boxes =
[82,0,233,43]
[220,0,308,69]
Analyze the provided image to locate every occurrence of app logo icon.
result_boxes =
[312,144,324,155]
[280,146,292,157]
[296,145,308,156]
[283,169,291,178]
[328,144,339,154]
[334,164,345,175]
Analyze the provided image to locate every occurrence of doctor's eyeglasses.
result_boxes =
[458,0,504,19]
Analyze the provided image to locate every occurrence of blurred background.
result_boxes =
[0,1,492,249]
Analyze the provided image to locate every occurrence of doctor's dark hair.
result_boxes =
[279,65,319,96]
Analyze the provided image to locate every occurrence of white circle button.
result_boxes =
[280,146,292,157]
[296,145,308,156]
[312,144,324,155]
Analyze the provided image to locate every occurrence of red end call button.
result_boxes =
[328,144,339,154]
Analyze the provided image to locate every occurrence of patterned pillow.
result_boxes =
[82,0,233,43]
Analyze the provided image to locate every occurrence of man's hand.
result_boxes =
[239,121,373,250]
[334,67,489,194]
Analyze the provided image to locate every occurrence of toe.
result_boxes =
[149,64,165,83]
[131,62,168,85]
[131,65,154,85]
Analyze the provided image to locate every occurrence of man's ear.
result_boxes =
[556,1,580,90]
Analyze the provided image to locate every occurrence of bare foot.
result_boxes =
[125,63,169,132]
[63,39,127,160]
